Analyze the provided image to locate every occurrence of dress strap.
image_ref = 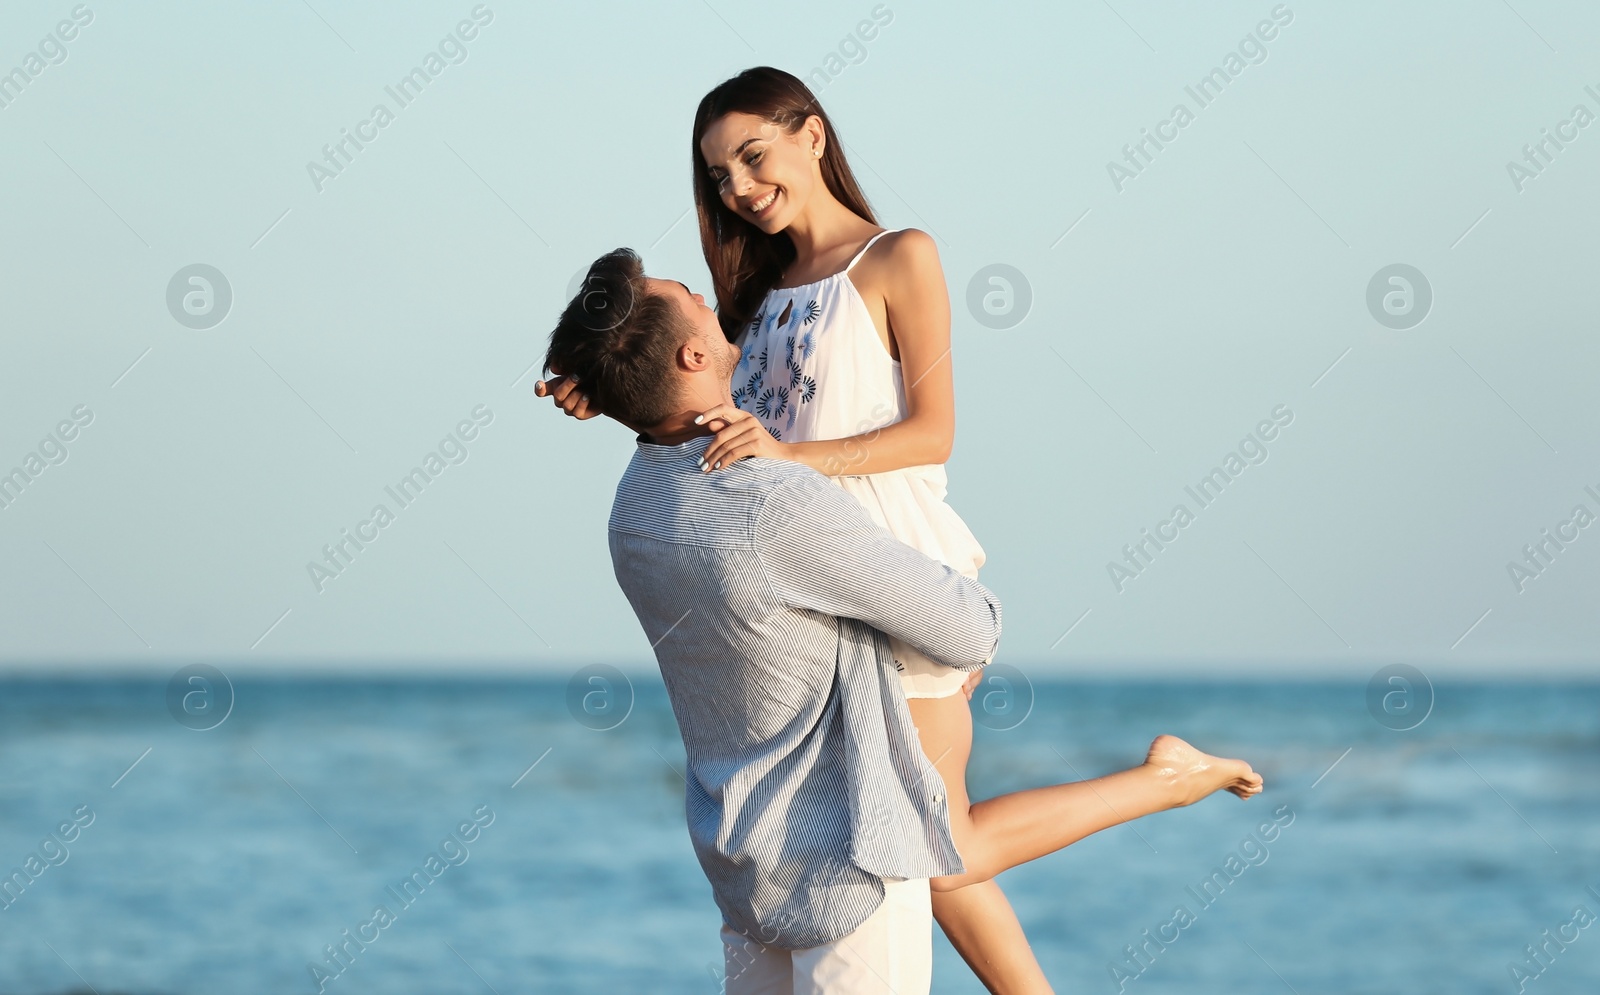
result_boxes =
[844,228,900,273]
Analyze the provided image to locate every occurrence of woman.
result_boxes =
[537,67,1263,994]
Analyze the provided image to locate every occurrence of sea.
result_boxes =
[0,675,1595,994]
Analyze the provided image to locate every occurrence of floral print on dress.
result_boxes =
[731,234,906,451]
[733,289,831,437]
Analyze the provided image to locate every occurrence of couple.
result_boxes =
[537,67,1263,994]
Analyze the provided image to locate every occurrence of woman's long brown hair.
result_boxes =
[691,67,877,342]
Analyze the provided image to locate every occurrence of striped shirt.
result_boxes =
[607,433,1002,950]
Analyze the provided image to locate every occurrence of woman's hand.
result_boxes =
[694,404,792,471]
[533,373,602,420]
[960,670,983,702]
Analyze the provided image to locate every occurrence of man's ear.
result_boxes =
[678,333,714,372]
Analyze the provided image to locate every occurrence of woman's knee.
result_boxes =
[930,823,990,893]
[929,867,993,893]
[929,872,968,894]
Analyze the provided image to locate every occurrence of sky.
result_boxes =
[1,0,1596,677]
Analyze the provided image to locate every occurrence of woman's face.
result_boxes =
[698,111,823,235]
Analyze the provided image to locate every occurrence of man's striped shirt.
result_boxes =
[607,433,1001,949]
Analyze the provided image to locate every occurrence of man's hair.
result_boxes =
[544,248,692,428]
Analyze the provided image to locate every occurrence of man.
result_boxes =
[543,248,1002,993]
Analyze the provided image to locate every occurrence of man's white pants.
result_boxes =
[721,877,932,994]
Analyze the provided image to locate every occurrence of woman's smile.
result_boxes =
[747,188,780,218]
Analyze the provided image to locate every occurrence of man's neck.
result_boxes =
[647,397,732,446]
[647,417,711,446]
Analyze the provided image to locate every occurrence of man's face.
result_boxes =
[646,278,739,384]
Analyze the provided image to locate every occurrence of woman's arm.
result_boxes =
[698,229,958,476]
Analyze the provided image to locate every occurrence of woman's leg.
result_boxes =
[906,695,1053,994]
[910,693,1264,894]
[930,881,1053,994]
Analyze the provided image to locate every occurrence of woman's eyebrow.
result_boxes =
[707,138,760,169]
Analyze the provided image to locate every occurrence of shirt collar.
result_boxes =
[635,433,714,460]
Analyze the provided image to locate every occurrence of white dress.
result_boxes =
[730,229,986,699]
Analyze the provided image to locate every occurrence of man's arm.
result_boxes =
[753,473,1001,670]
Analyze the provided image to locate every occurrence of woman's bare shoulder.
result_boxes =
[857,227,940,285]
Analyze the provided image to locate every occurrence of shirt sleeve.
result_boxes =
[753,472,1001,670]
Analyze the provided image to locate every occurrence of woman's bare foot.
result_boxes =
[1143,734,1263,807]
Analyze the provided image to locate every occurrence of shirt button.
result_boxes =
[932,794,943,804]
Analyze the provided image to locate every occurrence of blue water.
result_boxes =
[0,675,1596,994]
